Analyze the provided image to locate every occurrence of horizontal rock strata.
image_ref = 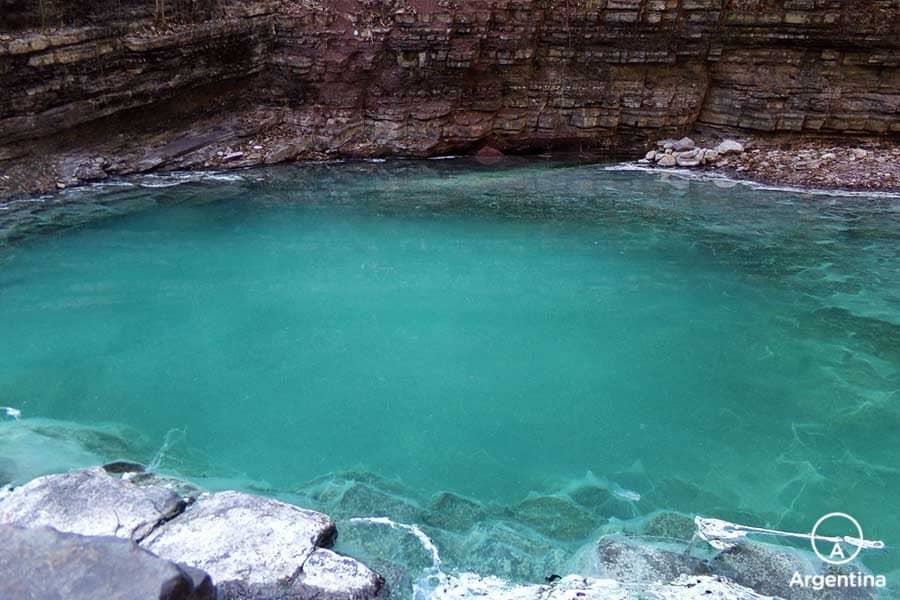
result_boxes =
[0,0,898,195]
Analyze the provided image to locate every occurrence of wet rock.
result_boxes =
[144,491,383,599]
[0,524,215,600]
[102,460,145,475]
[675,152,701,167]
[657,154,677,167]
[337,517,437,575]
[512,495,598,541]
[596,536,710,583]
[711,542,873,599]
[424,491,485,531]
[124,471,206,500]
[0,467,185,541]
[305,476,424,524]
[569,485,633,521]
[461,521,569,583]
[715,139,745,155]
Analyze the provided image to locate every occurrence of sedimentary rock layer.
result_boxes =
[0,0,898,185]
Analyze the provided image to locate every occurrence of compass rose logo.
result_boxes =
[811,513,868,565]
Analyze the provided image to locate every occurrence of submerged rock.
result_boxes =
[512,495,599,541]
[640,511,697,542]
[0,524,215,600]
[425,491,485,532]
[461,520,569,583]
[569,485,634,521]
[0,467,185,541]
[711,542,874,600]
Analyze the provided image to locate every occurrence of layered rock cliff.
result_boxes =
[0,0,898,194]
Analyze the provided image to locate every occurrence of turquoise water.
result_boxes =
[1,161,898,590]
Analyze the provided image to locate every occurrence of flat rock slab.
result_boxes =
[0,467,184,541]
[0,524,215,600]
[144,491,383,599]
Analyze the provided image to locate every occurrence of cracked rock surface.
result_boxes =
[0,468,385,600]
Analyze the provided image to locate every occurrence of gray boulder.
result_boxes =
[672,137,696,151]
[711,542,875,600]
[675,152,701,167]
[715,139,744,155]
[144,490,383,600]
[0,524,214,600]
[0,467,185,541]
[298,548,385,599]
[596,536,710,583]
[657,154,677,167]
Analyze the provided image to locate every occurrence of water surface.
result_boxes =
[1,161,898,588]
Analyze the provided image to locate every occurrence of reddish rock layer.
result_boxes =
[0,0,898,192]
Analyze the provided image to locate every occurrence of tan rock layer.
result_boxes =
[0,0,898,164]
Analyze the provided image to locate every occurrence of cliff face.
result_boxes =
[0,0,898,189]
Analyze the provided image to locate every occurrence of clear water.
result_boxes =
[1,161,898,590]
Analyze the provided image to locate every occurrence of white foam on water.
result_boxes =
[347,516,452,599]
[147,428,187,472]
[348,516,442,569]
[604,163,900,200]
[612,487,641,502]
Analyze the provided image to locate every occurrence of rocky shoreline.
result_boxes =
[638,136,900,193]
[0,465,882,600]
[2,134,899,203]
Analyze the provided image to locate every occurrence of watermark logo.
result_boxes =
[810,512,867,565]
[789,512,887,592]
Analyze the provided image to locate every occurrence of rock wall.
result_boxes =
[0,0,898,182]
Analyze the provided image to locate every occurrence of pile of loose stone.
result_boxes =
[640,137,746,168]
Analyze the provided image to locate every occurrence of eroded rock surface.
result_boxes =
[143,490,383,599]
[0,467,184,541]
[0,469,385,600]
